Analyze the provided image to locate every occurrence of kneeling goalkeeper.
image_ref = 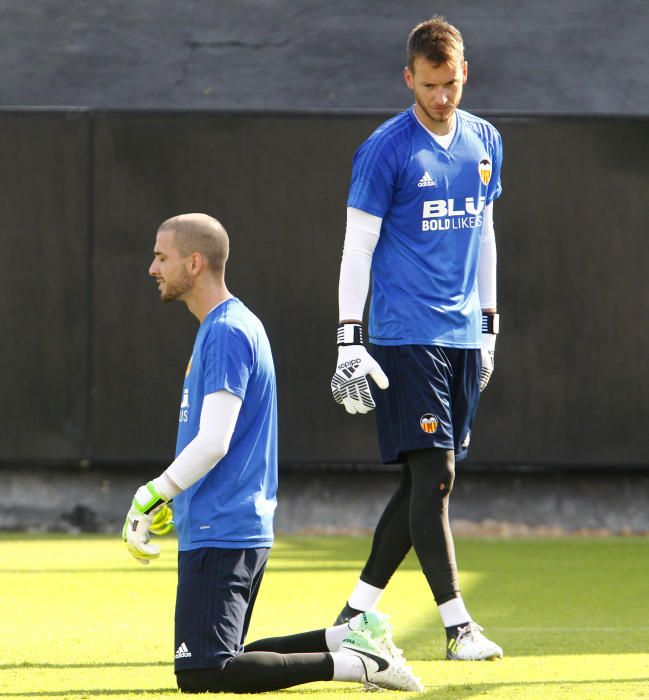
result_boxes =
[122,213,422,693]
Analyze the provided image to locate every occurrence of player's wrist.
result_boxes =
[337,322,364,346]
[152,473,181,500]
[481,312,500,335]
[481,332,496,352]
[132,481,169,516]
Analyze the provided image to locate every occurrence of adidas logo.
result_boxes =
[417,171,436,188]
[175,642,192,659]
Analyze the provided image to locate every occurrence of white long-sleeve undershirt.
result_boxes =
[338,204,497,322]
[338,207,382,321]
[477,202,497,310]
[153,389,242,499]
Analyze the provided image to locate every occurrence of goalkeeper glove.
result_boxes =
[331,322,389,414]
[150,503,174,535]
[480,313,499,392]
[122,481,171,565]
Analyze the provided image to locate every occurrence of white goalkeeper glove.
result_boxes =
[480,313,499,392]
[331,323,389,414]
[122,481,172,565]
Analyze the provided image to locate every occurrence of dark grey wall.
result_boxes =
[1,0,649,114]
[1,110,648,467]
[0,111,90,460]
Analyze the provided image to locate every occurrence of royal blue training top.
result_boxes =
[347,106,503,348]
[173,298,277,551]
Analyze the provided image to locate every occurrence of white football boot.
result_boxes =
[349,611,406,663]
[446,622,503,660]
[340,630,424,691]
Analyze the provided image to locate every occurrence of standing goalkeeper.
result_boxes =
[330,17,503,660]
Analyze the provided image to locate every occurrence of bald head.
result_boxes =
[158,213,229,276]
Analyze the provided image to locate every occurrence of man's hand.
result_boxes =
[149,503,174,535]
[331,324,389,414]
[122,481,170,565]
[479,313,499,392]
[480,333,496,391]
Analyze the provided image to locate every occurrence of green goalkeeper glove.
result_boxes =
[122,481,171,565]
[150,503,174,535]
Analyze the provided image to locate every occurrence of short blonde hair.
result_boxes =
[159,213,229,275]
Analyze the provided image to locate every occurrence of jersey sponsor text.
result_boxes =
[422,196,486,217]
[421,196,485,231]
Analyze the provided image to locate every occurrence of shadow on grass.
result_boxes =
[1,662,168,670]
[0,689,175,697]
[0,568,178,575]
[417,676,649,698]
[3,677,649,698]
[0,683,363,698]
[268,535,421,571]
[0,534,118,541]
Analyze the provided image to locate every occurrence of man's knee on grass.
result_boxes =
[177,661,264,694]
[177,651,333,693]
[176,654,306,694]
[177,662,260,694]
[177,667,226,694]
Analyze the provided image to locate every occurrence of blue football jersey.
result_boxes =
[348,107,503,348]
[173,298,277,551]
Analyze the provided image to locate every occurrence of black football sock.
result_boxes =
[445,622,471,640]
[245,629,327,653]
[333,602,364,625]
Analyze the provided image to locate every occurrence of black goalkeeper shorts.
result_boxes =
[369,344,481,463]
[174,546,269,671]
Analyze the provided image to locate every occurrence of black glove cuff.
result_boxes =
[481,312,500,335]
[337,322,364,346]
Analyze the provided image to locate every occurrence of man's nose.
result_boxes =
[433,89,448,105]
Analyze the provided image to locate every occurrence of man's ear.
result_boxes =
[188,252,204,276]
[404,65,415,90]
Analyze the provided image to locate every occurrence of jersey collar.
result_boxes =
[409,106,462,152]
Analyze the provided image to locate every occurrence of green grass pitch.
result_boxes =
[1,533,649,699]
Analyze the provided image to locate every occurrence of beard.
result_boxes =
[420,100,457,122]
[159,267,192,302]
[414,87,462,126]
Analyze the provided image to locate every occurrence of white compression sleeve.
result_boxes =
[477,202,497,310]
[159,390,243,494]
[338,207,382,321]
